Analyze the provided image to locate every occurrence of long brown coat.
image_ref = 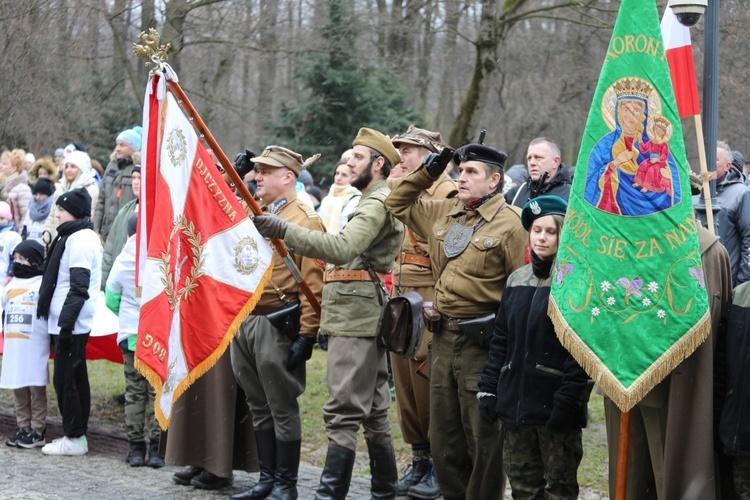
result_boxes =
[605,223,732,499]
[162,351,258,478]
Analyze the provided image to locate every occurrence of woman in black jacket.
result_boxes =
[478,195,590,499]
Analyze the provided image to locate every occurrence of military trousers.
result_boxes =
[390,281,433,447]
[121,349,159,442]
[391,352,430,446]
[503,425,582,500]
[13,385,47,434]
[324,335,392,451]
[429,326,505,500]
[230,315,305,441]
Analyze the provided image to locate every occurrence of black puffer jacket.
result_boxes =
[719,281,750,457]
[505,163,573,208]
[479,263,589,428]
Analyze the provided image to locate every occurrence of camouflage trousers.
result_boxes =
[503,425,582,500]
[122,349,160,442]
[734,456,750,498]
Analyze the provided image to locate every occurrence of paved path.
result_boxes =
[0,412,372,499]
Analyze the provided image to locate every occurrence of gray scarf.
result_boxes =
[29,196,53,222]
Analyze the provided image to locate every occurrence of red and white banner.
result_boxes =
[136,70,273,428]
[661,7,700,118]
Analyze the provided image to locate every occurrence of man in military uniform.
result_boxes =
[388,125,456,499]
[230,146,325,500]
[254,128,405,499]
[386,141,527,500]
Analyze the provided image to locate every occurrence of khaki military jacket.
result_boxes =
[389,172,457,290]
[284,179,404,337]
[386,167,527,318]
[257,191,325,338]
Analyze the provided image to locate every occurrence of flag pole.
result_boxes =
[693,115,715,235]
[615,410,631,500]
[167,80,322,316]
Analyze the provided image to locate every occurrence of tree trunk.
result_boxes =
[435,0,462,137]
[417,0,436,113]
[162,0,190,74]
[449,0,516,147]
[256,0,279,123]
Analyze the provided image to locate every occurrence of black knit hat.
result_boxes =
[732,150,745,171]
[13,239,44,267]
[32,178,54,197]
[56,187,91,218]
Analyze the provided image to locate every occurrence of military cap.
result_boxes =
[521,195,568,231]
[453,143,508,171]
[251,145,305,177]
[391,124,448,154]
[352,128,401,168]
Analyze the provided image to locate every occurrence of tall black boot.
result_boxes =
[231,428,277,500]
[366,440,398,499]
[266,439,301,500]
[314,444,356,500]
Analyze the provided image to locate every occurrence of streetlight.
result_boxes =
[668,0,717,225]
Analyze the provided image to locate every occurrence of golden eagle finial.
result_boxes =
[133,28,171,67]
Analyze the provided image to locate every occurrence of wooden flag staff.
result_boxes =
[133,29,321,316]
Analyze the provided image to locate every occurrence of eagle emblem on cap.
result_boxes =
[530,200,541,215]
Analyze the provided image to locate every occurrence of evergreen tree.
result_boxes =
[270,0,421,183]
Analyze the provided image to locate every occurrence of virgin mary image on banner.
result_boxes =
[584,77,681,216]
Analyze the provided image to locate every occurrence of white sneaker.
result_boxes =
[41,435,88,456]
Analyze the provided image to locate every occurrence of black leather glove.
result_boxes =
[546,405,575,432]
[422,147,454,177]
[59,328,73,348]
[287,334,316,371]
[253,214,289,239]
[477,393,499,423]
[233,149,256,179]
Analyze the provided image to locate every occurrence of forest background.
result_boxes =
[0,0,747,185]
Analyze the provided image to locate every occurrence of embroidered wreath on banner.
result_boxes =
[167,127,187,167]
[160,215,206,310]
[233,236,260,275]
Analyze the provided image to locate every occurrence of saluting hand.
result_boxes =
[233,149,256,179]
[422,147,454,178]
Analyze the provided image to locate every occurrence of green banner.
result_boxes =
[549,0,710,412]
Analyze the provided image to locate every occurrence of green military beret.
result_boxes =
[521,195,568,231]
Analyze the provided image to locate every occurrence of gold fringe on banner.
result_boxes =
[548,295,711,412]
[136,264,273,430]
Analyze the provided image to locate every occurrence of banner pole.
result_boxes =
[166,80,321,317]
[694,114,715,235]
[615,410,631,500]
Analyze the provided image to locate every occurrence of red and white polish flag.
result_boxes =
[136,69,273,428]
[661,7,701,118]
